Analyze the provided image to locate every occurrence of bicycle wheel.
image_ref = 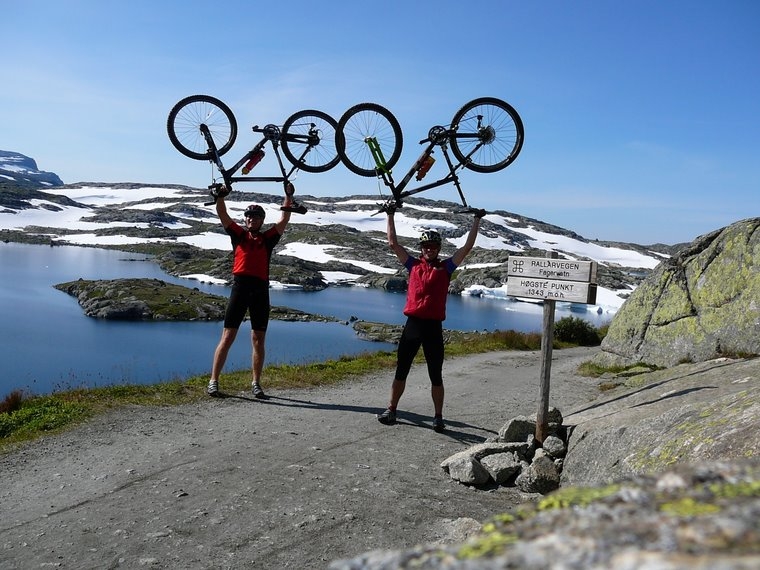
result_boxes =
[336,103,403,177]
[281,110,340,173]
[449,97,524,173]
[167,95,237,161]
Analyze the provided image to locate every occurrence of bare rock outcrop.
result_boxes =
[593,217,760,368]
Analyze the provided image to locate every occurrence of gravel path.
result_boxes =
[0,347,601,569]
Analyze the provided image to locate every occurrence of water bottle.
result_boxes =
[415,155,435,181]
[242,150,265,175]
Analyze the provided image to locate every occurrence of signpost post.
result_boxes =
[507,253,598,442]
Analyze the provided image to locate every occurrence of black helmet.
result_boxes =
[419,229,442,245]
[244,204,265,219]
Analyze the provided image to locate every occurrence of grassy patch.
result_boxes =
[0,328,596,452]
[0,381,199,449]
[209,350,399,394]
[445,330,543,356]
[576,361,660,378]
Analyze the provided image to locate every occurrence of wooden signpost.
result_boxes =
[507,253,598,442]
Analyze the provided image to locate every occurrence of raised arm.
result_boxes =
[451,211,485,266]
[273,182,295,235]
[215,193,234,229]
[387,209,409,264]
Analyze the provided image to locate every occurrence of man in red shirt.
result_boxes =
[378,207,484,432]
[206,185,295,399]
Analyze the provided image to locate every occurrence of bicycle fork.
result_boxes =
[365,137,443,197]
[366,137,396,188]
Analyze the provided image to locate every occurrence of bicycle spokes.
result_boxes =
[449,97,524,173]
[281,110,340,173]
[336,102,403,178]
[167,95,238,161]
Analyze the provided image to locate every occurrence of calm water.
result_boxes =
[0,243,610,397]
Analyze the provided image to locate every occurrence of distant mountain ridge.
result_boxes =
[0,150,64,187]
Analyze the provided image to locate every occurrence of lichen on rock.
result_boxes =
[594,218,760,368]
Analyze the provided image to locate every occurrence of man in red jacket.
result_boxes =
[378,207,484,432]
[206,184,295,399]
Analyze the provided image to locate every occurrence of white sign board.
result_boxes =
[507,256,597,282]
[507,277,597,304]
[507,256,598,304]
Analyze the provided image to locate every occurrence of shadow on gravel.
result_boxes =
[392,411,498,445]
[265,395,497,444]
[210,393,497,445]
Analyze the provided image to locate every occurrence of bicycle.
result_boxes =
[335,97,523,214]
[167,94,340,210]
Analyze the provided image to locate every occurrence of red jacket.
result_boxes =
[403,257,456,321]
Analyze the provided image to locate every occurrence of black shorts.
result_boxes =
[224,275,270,331]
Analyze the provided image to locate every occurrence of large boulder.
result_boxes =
[593,218,760,368]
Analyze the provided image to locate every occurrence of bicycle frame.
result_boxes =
[370,128,481,210]
[201,124,308,190]
[200,123,318,210]
[336,97,522,215]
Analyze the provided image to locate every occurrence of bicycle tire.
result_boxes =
[336,103,403,177]
[281,110,340,173]
[167,95,237,161]
[449,97,524,173]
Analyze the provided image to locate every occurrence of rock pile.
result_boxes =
[441,407,567,494]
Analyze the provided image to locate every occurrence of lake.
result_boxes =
[0,243,611,398]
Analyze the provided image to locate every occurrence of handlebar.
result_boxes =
[373,197,401,216]
[374,200,485,219]
[454,207,488,218]
[204,182,229,206]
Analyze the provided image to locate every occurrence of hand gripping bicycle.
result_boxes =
[336,97,523,215]
[167,94,340,211]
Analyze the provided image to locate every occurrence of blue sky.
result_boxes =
[3,0,758,245]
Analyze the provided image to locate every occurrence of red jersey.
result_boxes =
[226,223,281,280]
[402,256,457,321]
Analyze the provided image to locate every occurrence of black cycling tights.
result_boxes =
[394,316,444,386]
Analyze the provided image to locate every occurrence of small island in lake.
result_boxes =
[54,278,339,323]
